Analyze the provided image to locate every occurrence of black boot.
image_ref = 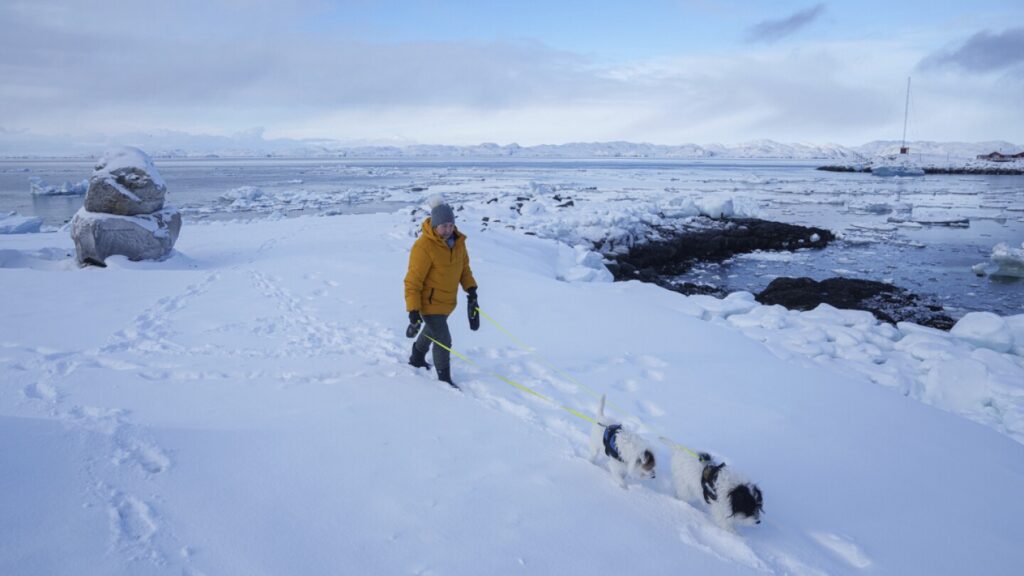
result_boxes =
[437,367,459,390]
[409,345,431,370]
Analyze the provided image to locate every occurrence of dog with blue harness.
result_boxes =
[589,395,656,488]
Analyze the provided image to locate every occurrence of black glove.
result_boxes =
[467,288,480,331]
[406,310,422,338]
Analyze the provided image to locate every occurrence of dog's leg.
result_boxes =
[609,460,627,489]
[711,502,736,533]
[588,430,601,463]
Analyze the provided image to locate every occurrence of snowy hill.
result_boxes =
[2,209,1023,575]
[6,130,1021,161]
[856,140,1023,159]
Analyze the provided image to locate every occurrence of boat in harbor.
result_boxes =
[872,77,925,177]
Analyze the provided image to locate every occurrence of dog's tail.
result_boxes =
[597,394,606,424]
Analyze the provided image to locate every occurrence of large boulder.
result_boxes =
[84,147,167,216]
[71,207,181,266]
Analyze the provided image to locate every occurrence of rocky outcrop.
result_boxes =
[71,147,181,266]
[609,218,834,280]
[755,277,955,330]
[817,165,1024,175]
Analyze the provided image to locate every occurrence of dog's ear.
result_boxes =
[727,484,763,519]
[640,451,656,471]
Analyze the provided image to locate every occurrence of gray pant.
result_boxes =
[413,314,452,374]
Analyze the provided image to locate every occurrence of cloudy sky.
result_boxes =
[1,0,1022,150]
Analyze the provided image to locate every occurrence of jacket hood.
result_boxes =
[421,217,465,243]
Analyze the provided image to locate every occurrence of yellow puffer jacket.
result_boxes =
[405,217,478,315]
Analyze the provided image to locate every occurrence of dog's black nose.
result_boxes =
[756,520,761,524]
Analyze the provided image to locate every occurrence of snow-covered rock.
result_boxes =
[71,147,182,265]
[70,207,181,265]
[84,147,168,216]
[0,212,43,234]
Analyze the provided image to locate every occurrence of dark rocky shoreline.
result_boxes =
[603,216,956,330]
[756,277,954,330]
[817,165,1024,175]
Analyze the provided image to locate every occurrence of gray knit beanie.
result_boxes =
[431,202,455,227]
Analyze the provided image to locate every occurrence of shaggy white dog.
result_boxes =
[588,395,656,488]
[671,449,763,530]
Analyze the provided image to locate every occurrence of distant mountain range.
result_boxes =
[1,131,1020,161]
[141,140,1023,161]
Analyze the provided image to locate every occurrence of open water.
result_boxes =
[2,157,1022,318]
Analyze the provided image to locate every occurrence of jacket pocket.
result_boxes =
[433,286,456,307]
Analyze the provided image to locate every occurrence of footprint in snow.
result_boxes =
[108,492,161,563]
[637,399,666,418]
[24,381,58,402]
[642,368,665,382]
[612,378,640,393]
[677,521,768,572]
[810,532,872,569]
[639,354,669,369]
[113,436,171,475]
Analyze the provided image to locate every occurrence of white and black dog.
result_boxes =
[671,449,763,530]
[588,395,656,488]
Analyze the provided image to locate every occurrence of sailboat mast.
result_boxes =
[900,77,911,155]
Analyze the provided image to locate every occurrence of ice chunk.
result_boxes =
[0,212,43,234]
[29,177,88,196]
[950,312,1014,353]
[990,242,1024,278]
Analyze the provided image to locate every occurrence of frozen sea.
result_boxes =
[2,157,1022,318]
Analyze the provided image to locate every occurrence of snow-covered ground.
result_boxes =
[2,205,1023,575]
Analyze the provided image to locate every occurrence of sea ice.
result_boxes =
[990,242,1024,278]
[0,211,43,234]
[29,177,89,196]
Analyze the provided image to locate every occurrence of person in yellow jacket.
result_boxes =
[404,200,478,388]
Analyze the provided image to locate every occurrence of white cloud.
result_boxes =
[0,1,1020,149]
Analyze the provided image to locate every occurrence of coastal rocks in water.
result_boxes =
[817,165,1024,176]
[609,217,834,280]
[84,147,168,216]
[70,147,181,266]
[71,208,182,266]
[755,277,955,330]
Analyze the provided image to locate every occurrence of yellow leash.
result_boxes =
[475,307,703,459]
[477,308,634,414]
[422,334,597,425]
